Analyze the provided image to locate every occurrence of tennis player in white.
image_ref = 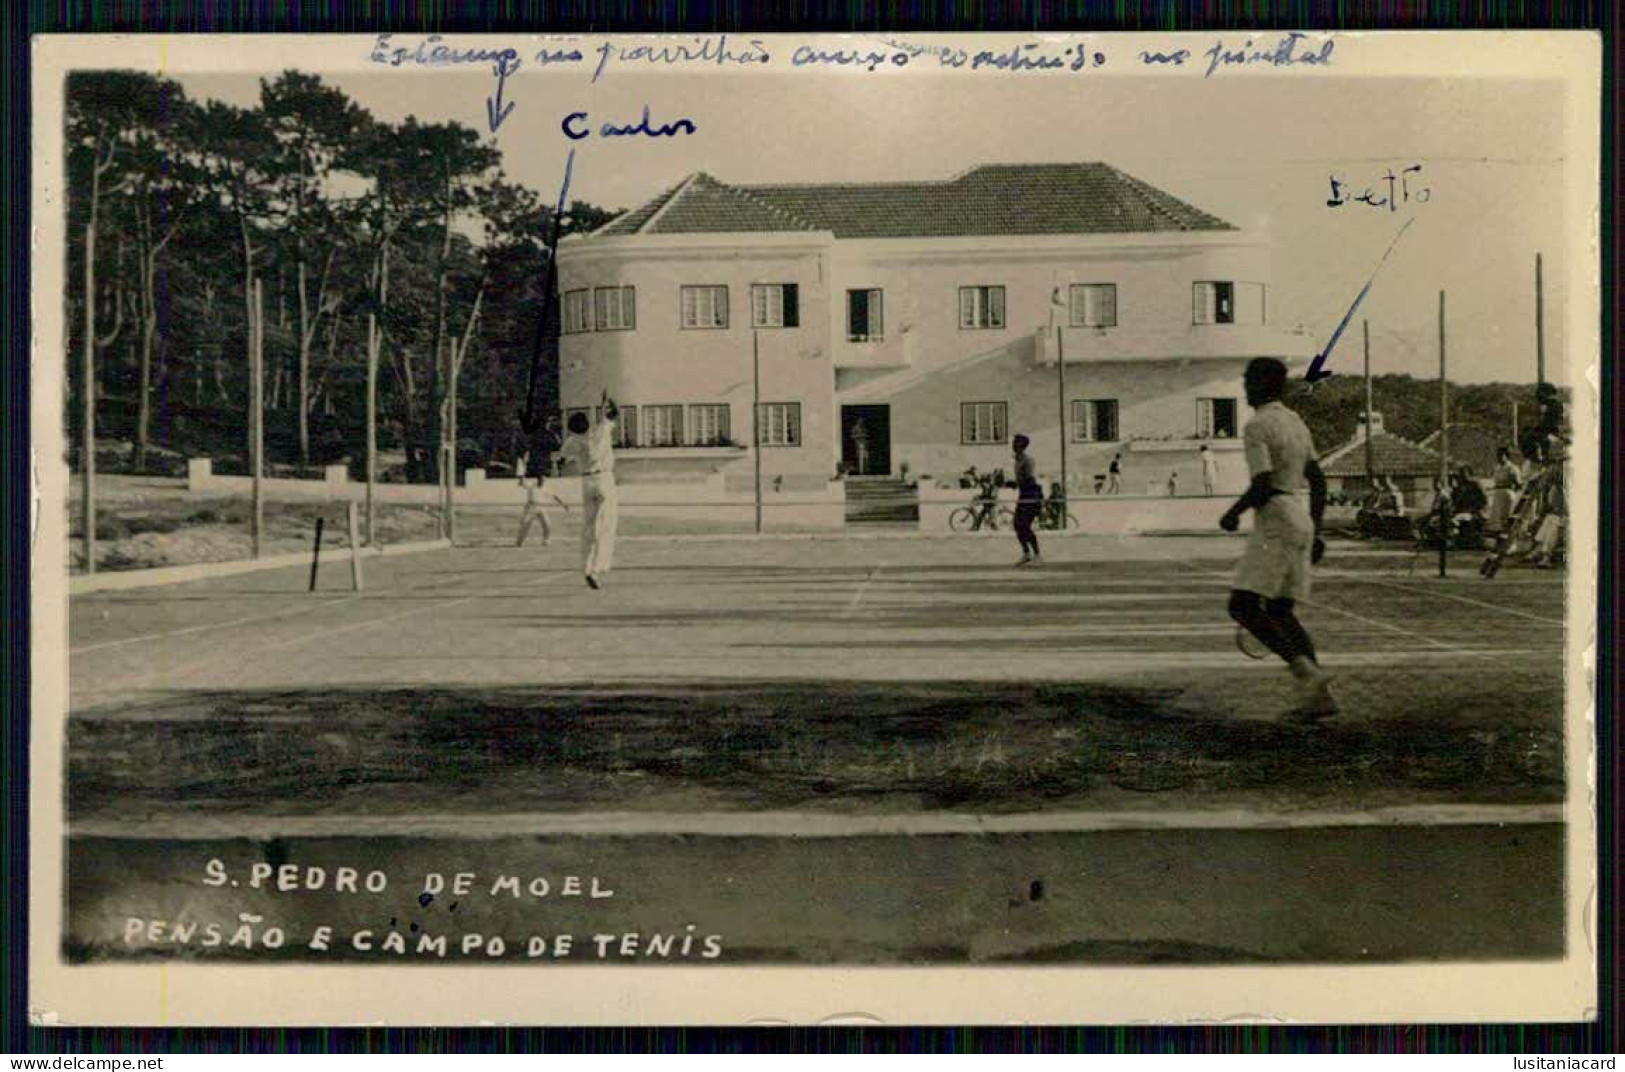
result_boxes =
[560,391,621,590]
[1219,358,1337,721]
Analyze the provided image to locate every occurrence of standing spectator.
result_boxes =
[1106,452,1123,494]
[1200,444,1220,495]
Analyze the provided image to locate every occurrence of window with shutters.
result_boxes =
[960,401,1009,445]
[641,405,684,448]
[562,289,593,334]
[594,286,636,331]
[847,288,883,341]
[1070,399,1120,442]
[680,285,729,329]
[688,404,731,446]
[1197,398,1239,439]
[756,403,802,448]
[612,407,637,448]
[751,284,800,329]
[958,286,1006,329]
[1069,283,1117,328]
[1193,281,1265,325]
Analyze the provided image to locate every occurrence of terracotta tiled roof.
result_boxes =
[1320,431,1447,478]
[1419,425,1511,477]
[595,176,691,236]
[592,163,1236,239]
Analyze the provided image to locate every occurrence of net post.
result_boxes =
[308,516,325,592]
[347,501,364,592]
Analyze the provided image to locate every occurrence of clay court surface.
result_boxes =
[62,534,1573,964]
[67,533,1567,819]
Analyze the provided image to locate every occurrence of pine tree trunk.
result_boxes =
[297,258,310,465]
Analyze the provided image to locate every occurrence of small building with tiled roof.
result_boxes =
[556,163,1315,508]
[1419,424,1512,478]
[1319,413,1449,497]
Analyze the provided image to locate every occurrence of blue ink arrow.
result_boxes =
[485,62,516,133]
[1304,217,1416,384]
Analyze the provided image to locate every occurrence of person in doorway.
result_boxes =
[559,392,621,590]
[1219,358,1335,721]
[851,419,870,477]
[1106,453,1123,494]
[1200,444,1220,496]
[1011,434,1043,566]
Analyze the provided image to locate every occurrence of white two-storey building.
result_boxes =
[556,163,1316,498]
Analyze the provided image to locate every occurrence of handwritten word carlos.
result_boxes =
[1328,165,1431,211]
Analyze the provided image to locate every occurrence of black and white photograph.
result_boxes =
[29,31,1599,1025]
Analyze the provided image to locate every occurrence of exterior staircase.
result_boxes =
[844,477,919,527]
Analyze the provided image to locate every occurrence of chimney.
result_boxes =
[1359,412,1385,438]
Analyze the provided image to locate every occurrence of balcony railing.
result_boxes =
[835,330,917,370]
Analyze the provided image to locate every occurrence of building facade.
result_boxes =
[556,164,1316,497]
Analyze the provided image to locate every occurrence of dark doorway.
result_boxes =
[841,405,891,476]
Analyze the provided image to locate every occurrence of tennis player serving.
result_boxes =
[1220,358,1336,721]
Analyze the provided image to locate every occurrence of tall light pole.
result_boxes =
[1049,280,1070,502]
[1437,290,1448,579]
[752,328,763,535]
[1363,319,1374,487]
[1535,252,1545,387]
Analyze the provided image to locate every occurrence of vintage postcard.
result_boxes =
[29,31,1600,1025]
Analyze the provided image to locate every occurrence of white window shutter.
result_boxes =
[1100,286,1116,326]
[959,288,975,328]
[1194,284,1213,325]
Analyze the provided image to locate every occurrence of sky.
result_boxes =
[179,61,1576,385]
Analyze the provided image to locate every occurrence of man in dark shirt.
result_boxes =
[1011,434,1043,566]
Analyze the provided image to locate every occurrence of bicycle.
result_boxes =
[948,477,1014,532]
[1037,490,1079,531]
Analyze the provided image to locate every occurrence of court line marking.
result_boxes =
[1326,573,1566,626]
[72,569,576,693]
[843,561,886,618]
[1157,554,1460,652]
[72,595,363,656]
[67,802,1564,841]
[70,550,555,657]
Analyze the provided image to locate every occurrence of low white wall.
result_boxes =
[185,459,844,528]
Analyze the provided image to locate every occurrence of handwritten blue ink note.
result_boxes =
[485,59,517,133]
[1203,33,1334,78]
[590,36,771,84]
[371,34,523,71]
[561,106,697,141]
[1327,165,1431,212]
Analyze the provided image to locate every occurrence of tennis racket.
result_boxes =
[1235,626,1271,661]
